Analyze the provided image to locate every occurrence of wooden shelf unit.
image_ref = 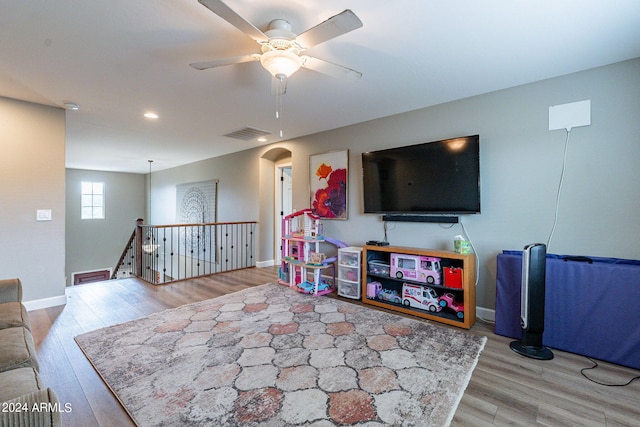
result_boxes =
[361,245,476,329]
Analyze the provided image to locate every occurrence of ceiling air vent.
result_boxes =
[223,127,271,141]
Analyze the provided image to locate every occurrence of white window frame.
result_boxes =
[81,181,105,219]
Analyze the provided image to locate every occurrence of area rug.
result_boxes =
[75,283,486,426]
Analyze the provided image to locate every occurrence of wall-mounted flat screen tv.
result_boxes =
[362,135,480,214]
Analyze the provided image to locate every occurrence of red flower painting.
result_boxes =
[316,163,333,181]
[310,151,348,219]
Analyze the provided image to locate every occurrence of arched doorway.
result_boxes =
[275,164,292,263]
[260,148,292,266]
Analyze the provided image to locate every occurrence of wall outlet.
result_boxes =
[549,100,591,131]
[36,209,52,221]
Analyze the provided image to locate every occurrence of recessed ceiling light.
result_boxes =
[144,112,159,119]
[257,137,268,142]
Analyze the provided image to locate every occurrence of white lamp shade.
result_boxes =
[260,50,302,78]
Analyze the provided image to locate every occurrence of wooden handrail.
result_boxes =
[111,226,137,279]
[140,221,257,229]
[111,218,142,280]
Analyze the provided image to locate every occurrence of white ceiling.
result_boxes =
[2,0,639,174]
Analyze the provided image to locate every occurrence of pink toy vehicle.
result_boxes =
[438,293,464,319]
[366,281,382,299]
[391,253,441,285]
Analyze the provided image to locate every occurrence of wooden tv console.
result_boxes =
[361,245,476,329]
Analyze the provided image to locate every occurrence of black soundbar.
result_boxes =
[382,214,459,224]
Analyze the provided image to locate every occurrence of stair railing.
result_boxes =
[113,218,256,284]
[111,224,137,280]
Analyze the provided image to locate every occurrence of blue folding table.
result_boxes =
[495,251,640,369]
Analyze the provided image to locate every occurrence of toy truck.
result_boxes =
[402,283,442,312]
[391,253,441,285]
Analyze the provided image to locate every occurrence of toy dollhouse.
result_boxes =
[278,209,335,296]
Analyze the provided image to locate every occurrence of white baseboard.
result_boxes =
[476,306,496,323]
[24,294,67,311]
[256,259,275,268]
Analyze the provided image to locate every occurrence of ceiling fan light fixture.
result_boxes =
[260,50,302,78]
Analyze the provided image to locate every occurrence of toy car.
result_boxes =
[297,280,331,294]
[438,293,464,319]
[377,289,401,304]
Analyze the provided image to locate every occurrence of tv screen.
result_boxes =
[362,135,480,214]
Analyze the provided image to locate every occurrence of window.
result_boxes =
[81,181,104,219]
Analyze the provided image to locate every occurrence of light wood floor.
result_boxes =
[29,267,640,426]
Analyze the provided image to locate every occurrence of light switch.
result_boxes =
[37,209,52,221]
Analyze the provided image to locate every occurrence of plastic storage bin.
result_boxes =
[337,247,362,299]
[368,260,390,276]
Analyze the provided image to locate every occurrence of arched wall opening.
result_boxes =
[258,147,292,267]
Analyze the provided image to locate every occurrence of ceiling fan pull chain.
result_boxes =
[275,74,286,137]
[276,93,284,137]
[278,96,284,138]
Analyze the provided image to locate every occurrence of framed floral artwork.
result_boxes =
[309,150,348,220]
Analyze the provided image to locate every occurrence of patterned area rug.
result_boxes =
[75,283,486,426]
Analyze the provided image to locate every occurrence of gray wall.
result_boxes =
[284,58,640,310]
[0,97,66,303]
[65,169,145,285]
[151,58,640,312]
[149,150,262,226]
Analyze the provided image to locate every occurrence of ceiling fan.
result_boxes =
[190,0,363,95]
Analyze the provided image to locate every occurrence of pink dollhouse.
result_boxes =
[278,209,334,296]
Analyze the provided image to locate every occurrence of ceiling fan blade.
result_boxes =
[300,56,362,81]
[295,10,363,49]
[190,54,260,70]
[198,0,269,43]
